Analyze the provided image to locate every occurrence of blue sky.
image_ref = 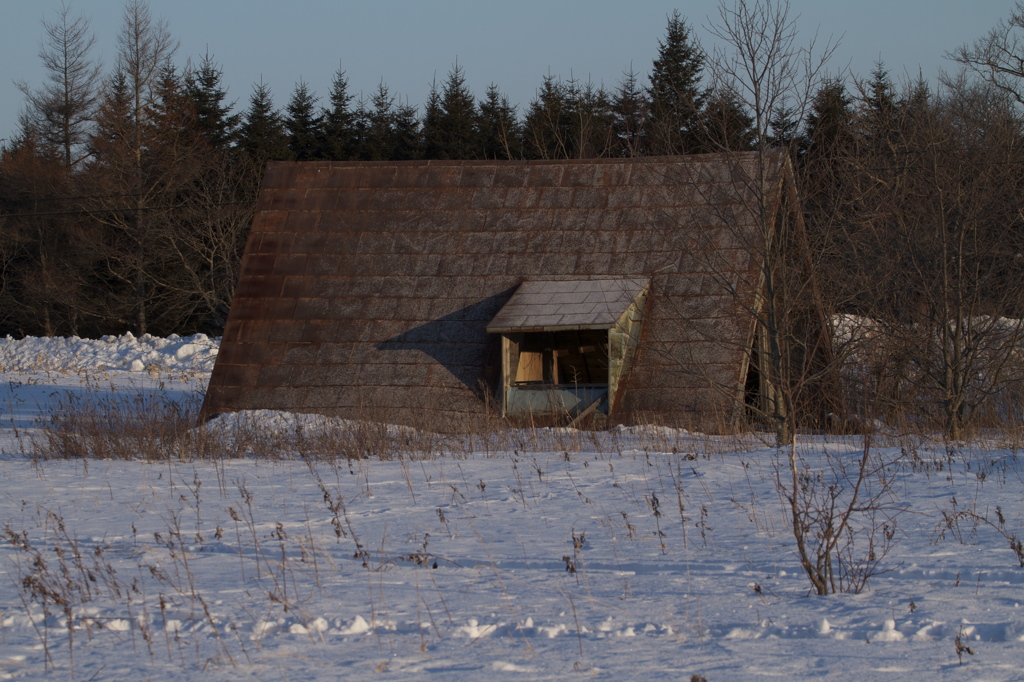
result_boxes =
[0,0,1017,143]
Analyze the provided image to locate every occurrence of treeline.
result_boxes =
[799,66,1024,438]
[2,0,1024,435]
[0,3,759,338]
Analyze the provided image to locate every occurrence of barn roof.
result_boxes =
[201,152,794,431]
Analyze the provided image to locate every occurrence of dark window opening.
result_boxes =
[744,343,761,412]
[514,330,610,387]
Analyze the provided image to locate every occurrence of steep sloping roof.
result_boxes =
[202,152,790,431]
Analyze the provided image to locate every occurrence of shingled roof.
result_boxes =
[486,278,650,332]
[202,152,796,432]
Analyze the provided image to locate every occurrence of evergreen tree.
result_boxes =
[421,64,479,159]
[522,75,614,159]
[420,78,445,159]
[700,89,755,152]
[150,62,198,144]
[360,81,397,161]
[87,0,184,335]
[391,99,421,160]
[563,76,615,158]
[804,78,854,157]
[800,79,856,259]
[522,75,570,159]
[768,103,799,149]
[646,11,706,154]
[239,80,290,162]
[477,83,520,159]
[90,70,133,161]
[184,52,239,149]
[859,63,898,147]
[0,113,90,336]
[322,66,356,160]
[284,79,323,161]
[901,75,932,132]
[611,68,648,157]
[349,95,371,160]
[438,63,480,158]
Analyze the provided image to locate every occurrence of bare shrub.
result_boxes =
[778,432,903,594]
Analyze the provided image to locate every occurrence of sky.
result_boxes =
[0,0,1017,144]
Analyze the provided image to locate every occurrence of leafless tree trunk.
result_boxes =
[84,0,178,336]
[700,0,838,444]
[671,0,907,596]
[16,0,101,173]
[155,154,259,331]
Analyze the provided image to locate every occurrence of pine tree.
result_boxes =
[239,80,290,162]
[901,76,932,133]
[151,63,193,126]
[799,78,856,318]
[322,66,355,160]
[563,76,615,158]
[420,78,445,159]
[700,89,755,152]
[361,81,396,161]
[768,103,799,149]
[611,68,648,157]
[421,64,480,159]
[284,79,323,161]
[522,75,570,159]
[391,99,421,160]
[350,95,371,160]
[522,75,615,159]
[438,63,480,158]
[804,78,854,158]
[859,63,897,147]
[0,114,89,336]
[477,83,520,159]
[184,52,239,149]
[646,11,706,154]
[88,0,178,335]
[90,70,134,161]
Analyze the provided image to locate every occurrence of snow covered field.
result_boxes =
[0,335,1023,679]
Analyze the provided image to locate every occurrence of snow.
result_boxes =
[0,332,217,374]
[0,335,1022,679]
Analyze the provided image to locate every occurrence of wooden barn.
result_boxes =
[201,152,808,432]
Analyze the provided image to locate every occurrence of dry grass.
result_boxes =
[20,381,811,465]
[28,390,447,462]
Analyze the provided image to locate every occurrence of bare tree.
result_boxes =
[845,76,1024,439]
[8,1,102,334]
[698,0,838,444]
[16,1,101,173]
[159,154,260,331]
[116,0,178,164]
[85,0,180,335]
[950,2,1024,107]
[663,1,908,596]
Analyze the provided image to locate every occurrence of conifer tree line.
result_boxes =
[2,0,1024,432]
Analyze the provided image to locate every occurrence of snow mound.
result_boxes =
[0,332,219,374]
